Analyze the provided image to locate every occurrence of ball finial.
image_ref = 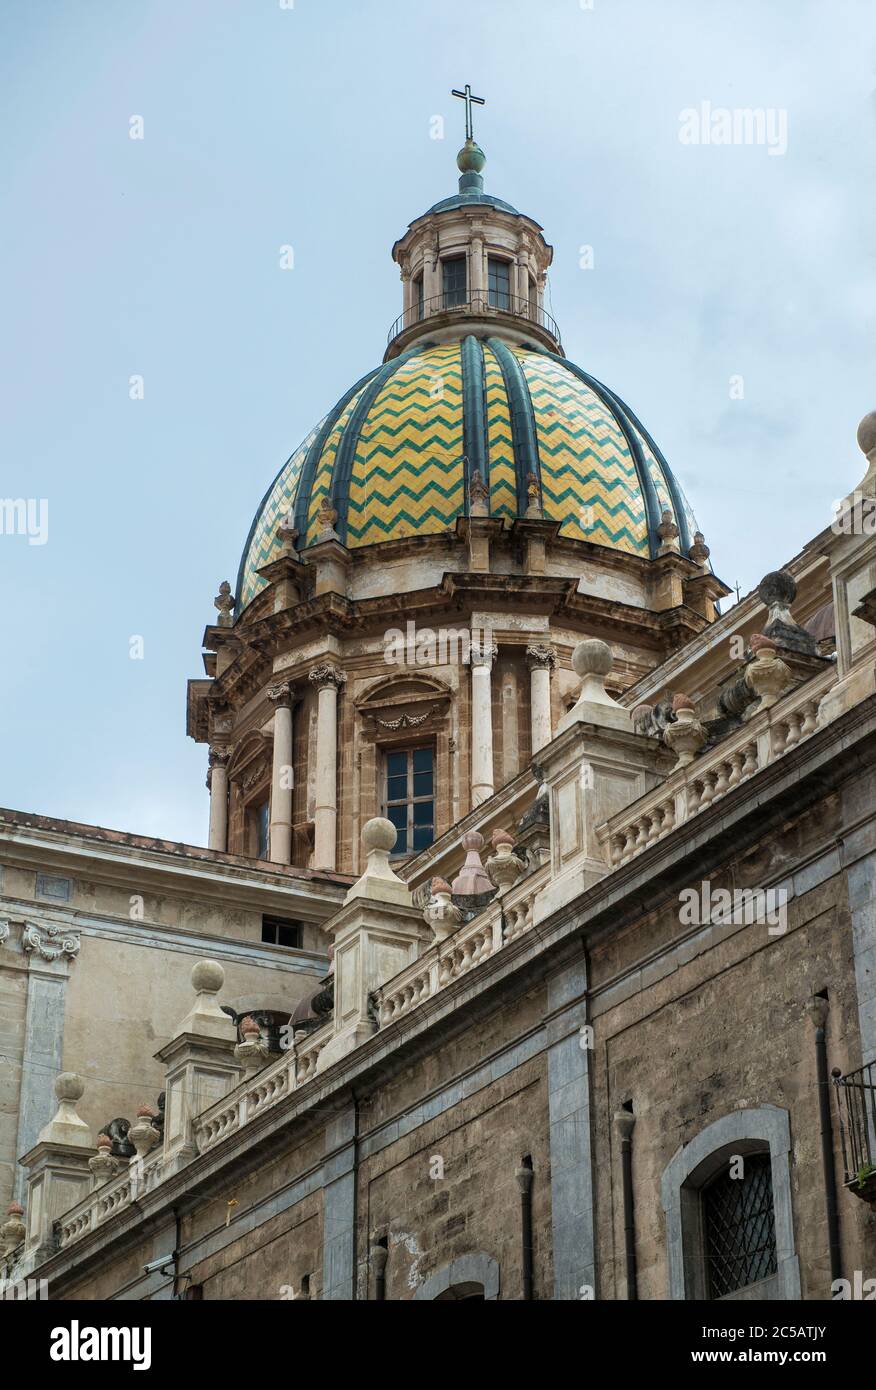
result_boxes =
[571,638,613,680]
[857,411,876,458]
[191,959,224,994]
[457,138,486,174]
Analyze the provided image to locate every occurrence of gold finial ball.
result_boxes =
[857,411,876,457]
[457,139,486,174]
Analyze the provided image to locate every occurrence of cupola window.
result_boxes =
[442,256,467,308]
[413,273,424,321]
[488,256,512,311]
[383,746,435,855]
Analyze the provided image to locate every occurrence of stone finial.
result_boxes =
[423,877,463,943]
[234,1016,270,1073]
[214,580,235,628]
[450,830,493,896]
[469,468,490,518]
[744,634,792,712]
[558,638,632,733]
[485,829,524,897]
[757,571,817,656]
[88,1133,119,1185]
[688,531,710,568]
[1,1201,26,1256]
[524,472,543,520]
[343,818,412,907]
[657,507,680,555]
[175,959,236,1042]
[128,1107,160,1163]
[37,1072,91,1148]
[317,496,340,540]
[277,510,299,552]
[663,695,706,768]
[856,411,876,494]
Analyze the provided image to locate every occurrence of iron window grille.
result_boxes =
[702,1151,778,1298]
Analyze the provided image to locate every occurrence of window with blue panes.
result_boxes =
[384,747,435,855]
[442,256,467,308]
[487,256,511,311]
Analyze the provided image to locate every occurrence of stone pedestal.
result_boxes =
[20,1073,93,1261]
[155,961,241,1171]
[534,639,671,924]
[317,820,431,1072]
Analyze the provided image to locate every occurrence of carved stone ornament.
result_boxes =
[0,919,9,948]
[374,706,437,731]
[21,921,81,962]
[308,664,348,691]
[214,580,235,628]
[525,643,556,671]
[469,467,490,517]
[267,681,295,708]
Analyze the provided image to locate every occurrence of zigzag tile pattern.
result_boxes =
[515,350,649,554]
[238,340,700,599]
[482,343,517,520]
[238,420,324,608]
[304,385,369,546]
[346,344,465,547]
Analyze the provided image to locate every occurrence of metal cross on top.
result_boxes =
[452,83,485,142]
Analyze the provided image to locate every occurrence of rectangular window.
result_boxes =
[262,916,303,949]
[413,273,424,321]
[528,275,538,320]
[383,746,435,856]
[488,257,512,311]
[442,256,467,308]
[256,801,270,860]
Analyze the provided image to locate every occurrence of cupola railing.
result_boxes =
[387,291,562,350]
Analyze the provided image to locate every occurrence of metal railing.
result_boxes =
[387,291,562,348]
[832,1060,876,1186]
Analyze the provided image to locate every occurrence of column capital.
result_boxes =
[208,745,231,766]
[267,680,295,708]
[308,664,348,691]
[526,642,556,671]
[468,643,498,671]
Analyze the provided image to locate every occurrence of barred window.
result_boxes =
[702,1152,778,1298]
[442,256,467,308]
[487,256,511,310]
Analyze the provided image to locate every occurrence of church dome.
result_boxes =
[236,337,699,610]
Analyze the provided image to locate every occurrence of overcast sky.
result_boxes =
[1,0,874,844]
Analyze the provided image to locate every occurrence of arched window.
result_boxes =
[661,1106,800,1300]
[413,1252,499,1301]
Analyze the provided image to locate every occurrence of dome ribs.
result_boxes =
[485,336,542,518]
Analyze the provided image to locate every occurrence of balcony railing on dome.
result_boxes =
[386,291,562,349]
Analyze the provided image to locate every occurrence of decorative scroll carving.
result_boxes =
[525,643,556,671]
[21,921,81,962]
[308,665,347,691]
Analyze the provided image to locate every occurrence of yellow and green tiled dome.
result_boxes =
[236,337,699,609]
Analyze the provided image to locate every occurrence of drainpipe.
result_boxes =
[370,1237,388,1301]
[807,994,842,1284]
[614,1105,637,1300]
[515,1156,534,1299]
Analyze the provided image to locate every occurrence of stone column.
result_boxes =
[309,664,347,871]
[207,747,230,852]
[526,644,556,753]
[470,233,485,299]
[469,642,498,807]
[268,682,295,865]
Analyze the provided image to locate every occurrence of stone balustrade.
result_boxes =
[374,862,549,1027]
[599,670,834,870]
[57,1148,165,1251]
